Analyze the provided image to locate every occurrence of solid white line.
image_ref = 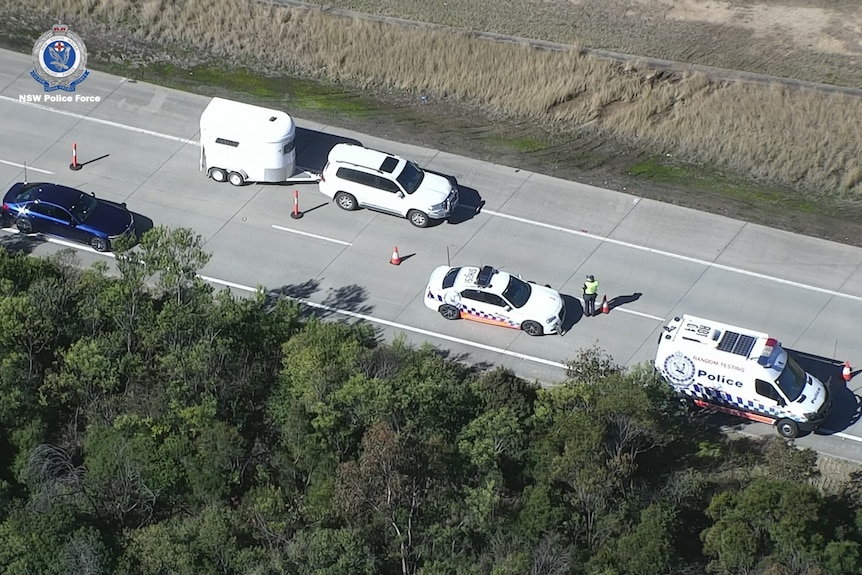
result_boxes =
[7,94,860,303]
[615,307,665,322]
[0,160,54,174]
[483,209,862,303]
[271,224,352,246]
[821,430,862,443]
[200,274,569,370]
[0,95,199,146]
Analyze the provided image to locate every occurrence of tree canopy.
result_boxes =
[0,228,860,575]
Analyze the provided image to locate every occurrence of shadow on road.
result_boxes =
[132,212,155,239]
[0,230,45,255]
[294,128,363,174]
[265,281,374,322]
[788,348,862,435]
[320,284,374,319]
[447,180,484,225]
[560,294,584,334]
[608,292,642,311]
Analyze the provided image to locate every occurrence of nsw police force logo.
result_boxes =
[31,23,89,92]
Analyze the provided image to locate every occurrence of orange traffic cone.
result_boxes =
[843,361,852,382]
[601,295,610,314]
[390,246,401,266]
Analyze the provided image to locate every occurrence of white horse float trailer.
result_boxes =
[199,97,319,186]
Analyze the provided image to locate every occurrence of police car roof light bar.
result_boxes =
[477,266,496,288]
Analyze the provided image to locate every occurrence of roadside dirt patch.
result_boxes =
[649,0,862,57]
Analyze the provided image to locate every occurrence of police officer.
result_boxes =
[583,274,599,317]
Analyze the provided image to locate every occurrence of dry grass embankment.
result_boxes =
[13,0,862,200]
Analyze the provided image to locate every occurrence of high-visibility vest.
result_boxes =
[584,280,599,295]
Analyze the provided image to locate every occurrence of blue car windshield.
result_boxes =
[14,183,40,202]
[502,275,532,308]
[69,193,98,222]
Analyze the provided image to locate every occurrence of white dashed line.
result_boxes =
[0,159,54,174]
[271,224,352,246]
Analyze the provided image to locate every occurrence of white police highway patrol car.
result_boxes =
[424,265,566,336]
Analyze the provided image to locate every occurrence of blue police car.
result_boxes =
[2,182,135,252]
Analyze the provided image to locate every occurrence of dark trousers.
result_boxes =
[584,293,597,316]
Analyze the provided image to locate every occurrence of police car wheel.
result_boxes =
[228,171,246,186]
[408,210,429,228]
[439,304,461,320]
[776,419,799,439]
[15,217,33,234]
[521,320,544,336]
[208,168,227,182]
[335,192,358,211]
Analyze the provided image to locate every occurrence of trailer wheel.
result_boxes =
[228,172,246,187]
[208,168,227,182]
[776,419,799,439]
[334,192,358,211]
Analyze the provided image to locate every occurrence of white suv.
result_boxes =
[318,143,459,227]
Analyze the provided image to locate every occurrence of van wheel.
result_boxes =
[438,304,461,320]
[776,419,799,439]
[521,320,544,337]
[209,168,227,182]
[408,210,429,228]
[228,172,245,186]
[335,192,357,211]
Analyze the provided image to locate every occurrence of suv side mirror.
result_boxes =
[777,398,786,407]
[396,191,404,199]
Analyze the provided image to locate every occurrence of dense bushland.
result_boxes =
[1,228,861,574]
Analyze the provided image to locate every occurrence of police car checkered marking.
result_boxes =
[427,290,520,327]
[688,383,794,421]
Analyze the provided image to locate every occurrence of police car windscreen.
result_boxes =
[776,357,806,401]
[503,276,531,308]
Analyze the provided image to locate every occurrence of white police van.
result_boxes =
[655,314,831,438]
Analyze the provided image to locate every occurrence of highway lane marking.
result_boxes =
[271,224,352,246]
[610,307,665,322]
[0,228,567,371]
[14,227,862,444]
[199,274,570,370]
[0,95,199,146]
[823,430,862,443]
[474,208,862,304]
[7,95,861,303]
[0,160,54,174]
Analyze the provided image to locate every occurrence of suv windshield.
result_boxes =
[775,355,806,402]
[502,275,532,308]
[396,161,425,194]
[69,193,98,223]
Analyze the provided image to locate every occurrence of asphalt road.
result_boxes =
[2,49,862,462]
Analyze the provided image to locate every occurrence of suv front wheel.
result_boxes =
[334,192,358,211]
[408,209,429,228]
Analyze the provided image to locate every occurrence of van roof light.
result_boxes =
[758,338,779,367]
